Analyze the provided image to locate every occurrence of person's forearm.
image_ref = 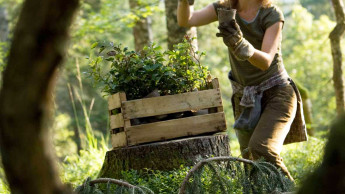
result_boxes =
[248,50,274,71]
[177,0,194,27]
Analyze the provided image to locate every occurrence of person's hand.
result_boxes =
[216,20,255,61]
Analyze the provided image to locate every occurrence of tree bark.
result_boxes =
[330,0,345,115]
[129,0,153,51]
[0,0,79,193]
[164,0,198,50]
[98,134,230,179]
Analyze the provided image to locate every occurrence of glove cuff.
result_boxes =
[233,38,255,61]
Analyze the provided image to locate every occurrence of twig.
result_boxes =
[89,178,154,193]
[89,178,137,188]
[186,37,208,87]
[178,156,254,194]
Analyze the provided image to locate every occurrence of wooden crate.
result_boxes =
[108,78,227,148]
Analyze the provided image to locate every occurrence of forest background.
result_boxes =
[0,0,344,192]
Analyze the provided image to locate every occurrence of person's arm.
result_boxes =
[248,22,283,71]
[217,20,283,70]
[177,0,218,27]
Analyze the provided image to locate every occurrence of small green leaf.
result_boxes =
[91,42,98,49]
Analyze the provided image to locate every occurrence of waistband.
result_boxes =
[229,69,290,107]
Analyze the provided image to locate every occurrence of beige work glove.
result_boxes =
[216,20,255,61]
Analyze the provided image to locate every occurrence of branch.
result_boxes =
[329,22,345,40]
[178,156,254,194]
[89,178,153,193]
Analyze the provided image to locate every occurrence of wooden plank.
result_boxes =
[118,92,131,130]
[111,132,127,148]
[110,113,124,129]
[211,78,224,112]
[211,78,220,89]
[122,89,222,119]
[108,93,121,110]
[126,112,227,146]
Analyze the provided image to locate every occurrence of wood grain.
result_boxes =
[212,78,224,112]
[110,113,124,129]
[108,93,122,110]
[111,132,127,148]
[122,89,222,119]
[126,112,227,146]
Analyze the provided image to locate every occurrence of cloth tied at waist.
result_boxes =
[229,70,290,130]
[230,70,290,107]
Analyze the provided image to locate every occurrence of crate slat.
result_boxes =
[126,112,227,146]
[108,93,122,110]
[110,113,124,129]
[211,78,224,112]
[111,132,127,148]
[122,89,222,119]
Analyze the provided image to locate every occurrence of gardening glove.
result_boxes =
[216,20,255,61]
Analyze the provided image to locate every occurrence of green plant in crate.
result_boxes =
[88,37,208,100]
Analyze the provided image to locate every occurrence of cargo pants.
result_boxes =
[232,83,297,180]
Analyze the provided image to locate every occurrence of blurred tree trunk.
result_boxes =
[0,0,79,193]
[129,0,153,51]
[330,0,345,115]
[164,0,198,50]
[296,82,314,136]
[0,6,9,42]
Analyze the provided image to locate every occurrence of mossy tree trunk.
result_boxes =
[99,134,230,179]
[129,0,153,51]
[0,0,79,193]
[164,0,198,50]
[330,0,345,115]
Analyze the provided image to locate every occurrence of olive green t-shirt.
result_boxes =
[213,2,285,86]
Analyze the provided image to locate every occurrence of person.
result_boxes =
[177,0,308,181]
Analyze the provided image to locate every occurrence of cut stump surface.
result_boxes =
[98,134,230,179]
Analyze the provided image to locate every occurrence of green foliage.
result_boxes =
[180,160,294,194]
[60,145,107,188]
[88,38,208,100]
[0,163,10,194]
[0,42,8,73]
[283,5,339,130]
[282,136,326,185]
[123,0,162,28]
[299,0,334,19]
[75,177,154,194]
[120,167,190,193]
[53,114,78,158]
[74,157,295,194]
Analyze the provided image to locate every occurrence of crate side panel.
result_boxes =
[126,112,227,146]
[108,93,122,110]
[110,114,124,129]
[122,89,222,119]
[111,132,127,148]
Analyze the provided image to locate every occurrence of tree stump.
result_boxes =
[98,134,230,178]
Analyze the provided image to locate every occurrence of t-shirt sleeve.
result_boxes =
[261,5,284,30]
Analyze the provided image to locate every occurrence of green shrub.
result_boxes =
[282,136,326,185]
[88,38,208,100]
